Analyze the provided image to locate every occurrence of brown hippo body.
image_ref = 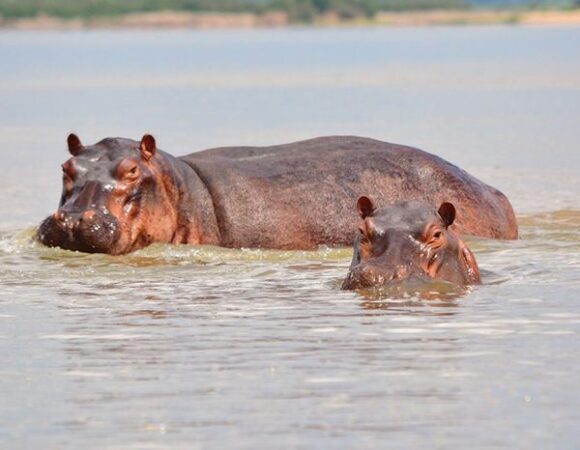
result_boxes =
[39,134,517,255]
[181,136,517,249]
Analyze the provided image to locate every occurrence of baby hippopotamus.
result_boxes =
[342,196,481,290]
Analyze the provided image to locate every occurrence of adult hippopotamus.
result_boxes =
[38,134,517,255]
[341,197,481,290]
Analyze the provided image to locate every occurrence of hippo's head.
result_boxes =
[38,133,177,255]
[342,197,481,290]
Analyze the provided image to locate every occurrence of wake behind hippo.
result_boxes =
[38,134,518,254]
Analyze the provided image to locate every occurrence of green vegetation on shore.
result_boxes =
[0,0,575,23]
[0,0,475,22]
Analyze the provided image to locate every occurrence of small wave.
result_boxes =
[518,209,580,231]
[355,278,469,303]
[0,227,39,254]
[127,243,352,265]
[0,226,353,268]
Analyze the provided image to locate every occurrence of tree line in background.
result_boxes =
[0,0,574,21]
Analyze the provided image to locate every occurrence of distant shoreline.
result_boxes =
[2,9,580,30]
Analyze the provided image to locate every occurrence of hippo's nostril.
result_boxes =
[81,210,96,222]
[54,210,65,223]
[394,266,410,280]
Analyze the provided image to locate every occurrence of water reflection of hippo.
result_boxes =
[342,197,481,290]
[38,134,518,255]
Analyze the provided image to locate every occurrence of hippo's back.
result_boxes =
[180,136,517,249]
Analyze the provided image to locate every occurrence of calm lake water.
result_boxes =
[1,26,580,449]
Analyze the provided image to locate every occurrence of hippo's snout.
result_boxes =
[38,209,121,254]
[342,263,422,290]
[52,209,97,231]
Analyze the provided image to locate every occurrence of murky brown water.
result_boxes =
[1,26,580,449]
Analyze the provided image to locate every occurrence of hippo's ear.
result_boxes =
[139,134,157,161]
[357,195,376,219]
[67,133,83,156]
[438,202,456,228]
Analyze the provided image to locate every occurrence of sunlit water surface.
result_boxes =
[1,26,579,449]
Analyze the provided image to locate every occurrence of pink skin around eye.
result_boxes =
[61,159,77,177]
[116,158,140,180]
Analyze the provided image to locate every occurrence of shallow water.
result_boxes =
[1,26,580,448]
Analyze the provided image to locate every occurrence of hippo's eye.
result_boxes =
[426,228,444,246]
[123,165,140,180]
[61,164,74,178]
[61,167,74,184]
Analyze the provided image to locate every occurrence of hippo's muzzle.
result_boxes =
[341,263,429,290]
[38,209,121,254]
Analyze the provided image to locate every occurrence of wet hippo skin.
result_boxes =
[342,197,482,290]
[38,134,518,255]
